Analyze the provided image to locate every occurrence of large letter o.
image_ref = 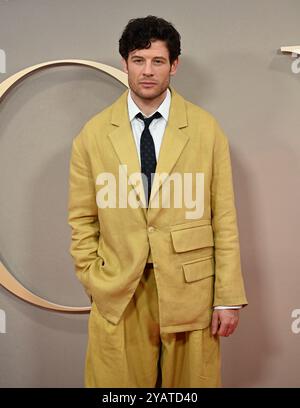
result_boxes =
[0,59,128,313]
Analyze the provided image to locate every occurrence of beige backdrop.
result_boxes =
[0,0,299,387]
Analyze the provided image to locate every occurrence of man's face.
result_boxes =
[121,39,178,101]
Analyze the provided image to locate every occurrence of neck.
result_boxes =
[130,89,168,116]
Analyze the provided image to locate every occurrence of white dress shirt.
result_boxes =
[127,88,241,311]
[127,87,170,164]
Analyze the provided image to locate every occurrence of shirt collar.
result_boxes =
[127,87,171,122]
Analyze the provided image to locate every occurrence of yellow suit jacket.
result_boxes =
[68,86,248,334]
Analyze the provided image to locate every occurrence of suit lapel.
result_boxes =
[108,90,148,219]
[148,87,189,212]
[107,86,189,219]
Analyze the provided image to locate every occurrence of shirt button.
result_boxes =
[153,263,158,268]
[148,226,155,232]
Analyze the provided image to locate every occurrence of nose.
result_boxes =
[142,60,154,76]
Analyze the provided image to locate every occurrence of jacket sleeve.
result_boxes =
[67,127,102,301]
[211,119,248,307]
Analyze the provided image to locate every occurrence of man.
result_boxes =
[68,16,248,388]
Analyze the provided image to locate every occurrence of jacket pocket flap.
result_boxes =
[171,224,214,252]
[182,256,214,282]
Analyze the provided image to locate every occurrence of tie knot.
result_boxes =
[136,111,162,128]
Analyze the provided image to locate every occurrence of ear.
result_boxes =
[170,58,179,76]
[121,58,128,74]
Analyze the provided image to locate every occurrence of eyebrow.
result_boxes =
[130,55,168,61]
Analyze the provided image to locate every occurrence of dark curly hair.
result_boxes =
[119,16,181,64]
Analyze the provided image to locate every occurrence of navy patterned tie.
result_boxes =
[136,111,162,207]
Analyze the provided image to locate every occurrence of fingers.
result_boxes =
[211,311,220,336]
[218,316,239,337]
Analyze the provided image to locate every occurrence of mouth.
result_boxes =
[139,82,157,87]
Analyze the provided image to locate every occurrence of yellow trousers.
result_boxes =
[85,266,221,388]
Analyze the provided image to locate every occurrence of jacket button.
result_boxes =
[153,263,158,268]
[148,226,155,232]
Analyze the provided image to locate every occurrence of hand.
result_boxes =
[211,309,240,337]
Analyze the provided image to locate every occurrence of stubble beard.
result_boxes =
[129,78,170,102]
